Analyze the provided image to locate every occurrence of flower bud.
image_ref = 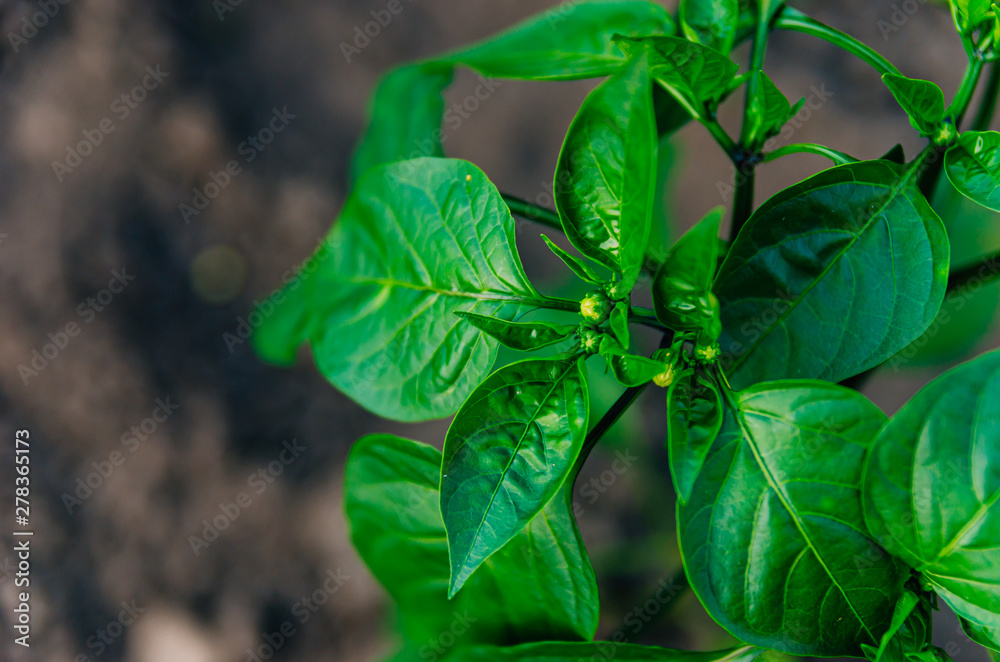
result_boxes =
[580,290,612,323]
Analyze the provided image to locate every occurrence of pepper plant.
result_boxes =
[252,1,1000,661]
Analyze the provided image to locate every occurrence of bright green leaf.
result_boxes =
[946,131,1000,212]
[652,207,723,336]
[749,70,800,145]
[680,0,739,54]
[555,54,657,294]
[679,381,906,656]
[455,312,575,352]
[439,1,675,81]
[715,160,950,389]
[283,158,539,422]
[863,348,1000,642]
[451,643,764,662]
[950,0,993,33]
[882,74,946,136]
[345,435,598,653]
[667,369,722,504]
[541,234,604,284]
[610,301,630,348]
[615,35,740,118]
[602,339,668,386]
[441,356,589,596]
[963,618,1000,653]
[350,64,453,183]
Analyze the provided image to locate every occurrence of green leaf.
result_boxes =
[862,348,1000,641]
[882,74,946,136]
[251,252,320,365]
[652,207,723,335]
[749,70,801,145]
[667,369,722,505]
[350,64,453,183]
[679,381,906,656]
[455,312,575,352]
[715,160,950,389]
[950,0,994,33]
[555,54,657,294]
[680,0,739,54]
[864,591,932,662]
[615,35,740,118]
[946,131,1000,212]
[541,235,604,284]
[345,435,598,651]
[441,356,589,596]
[296,158,538,422]
[963,618,1000,653]
[602,339,668,387]
[439,1,675,80]
[610,301,630,348]
[451,643,764,662]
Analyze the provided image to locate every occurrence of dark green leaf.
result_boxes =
[610,301,630,348]
[667,369,722,504]
[715,160,949,389]
[882,74,946,136]
[679,381,906,656]
[863,591,931,662]
[680,0,739,54]
[946,131,1000,212]
[653,207,723,335]
[863,348,1000,641]
[441,357,589,596]
[279,158,538,422]
[440,1,675,80]
[350,64,453,182]
[451,643,764,662]
[881,144,907,164]
[615,35,739,117]
[455,312,575,352]
[603,339,668,386]
[555,55,657,293]
[541,234,604,284]
[345,435,598,652]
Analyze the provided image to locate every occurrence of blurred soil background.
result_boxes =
[0,0,997,661]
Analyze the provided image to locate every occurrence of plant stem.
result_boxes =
[971,62,1000,131]
[763,143,859,165]
[538,297,667,331]
[703,115,740,160]
[630,306,666,329]
[731,160,756,240]
[774,6,900,76]
[948,55,985,128]
[501,193,562,231]
[740,12,772,146]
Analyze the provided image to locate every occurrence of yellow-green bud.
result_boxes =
[580,291,612,323]
[932,122,957,147]
[694,344,721,363]
[653,363,677,388]
[577,325,602,354]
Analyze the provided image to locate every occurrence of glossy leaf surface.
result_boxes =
[715,160,949,389]
[653,207,723,335]
[863,349,1000,639]
[680,0,739,54]
[946,131,1000,212]
[679,381,905,656]
[882,74,946,136]
[667,369,723,504]
[542,235,603,284]
[441,357,589,596]
[455,312,575,352]
[555,55,657,293]
[345,435,598,651]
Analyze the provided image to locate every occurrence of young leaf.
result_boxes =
[882,74,946,136]
[345,435,598,650]
[439,1,675,80]
[950,0,994,34]
[455,312,575,352]
[748,70,802,145]
[863,348,1000,641]
[541,235,603,284]
[555,54,657,294]
[715,160,950,389]
[945,131,1000,212]
[610,301,630,348]
[863,591,932,662]
[350,64,453,183]
[680,0,739,54]
[602,339,668,387]
[652,207,723,335]
[291,158,539,422]
[678,381,906,656]
[451,643,764,662]
[667,369,723,504]
[441,356,589,596]
[614,35,740,118]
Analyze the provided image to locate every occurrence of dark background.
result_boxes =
[0,0,997,660]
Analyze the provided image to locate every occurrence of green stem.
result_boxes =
[972,62,1000,131]
[948,56,985,128]
[703,115,740,160]
[537,297,667,331]
[740,11,772,146]
[774,6,900,77]
[731,160,756,240]
[501,193,562,231]
[630,306,665,329]
[763,143,859,165]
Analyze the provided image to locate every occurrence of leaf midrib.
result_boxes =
[731,399,878,644]
[343,275,538,304]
